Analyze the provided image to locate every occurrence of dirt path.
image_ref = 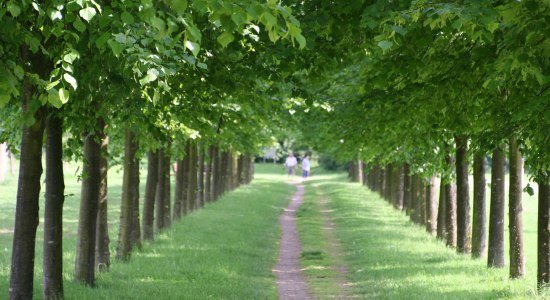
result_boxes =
[273,183,313,300]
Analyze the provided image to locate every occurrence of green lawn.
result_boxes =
[299,172,545,299]
[0,163,293,299]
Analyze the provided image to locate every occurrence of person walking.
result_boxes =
[301,154,311,180]
[284,152,298,178]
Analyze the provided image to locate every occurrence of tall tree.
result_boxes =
[142,150,159,241]
[488,147,506,268]
[471,152,487,258]
[455,135,470,253]
[509,137,524,278]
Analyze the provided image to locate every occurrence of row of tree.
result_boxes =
[1,0,306,299]
[288,0,548,292]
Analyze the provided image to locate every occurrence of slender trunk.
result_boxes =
[379,167,386,198]
[131,158,141,250]
[472,152,487,258]
[488,147,506,268]
[142,151,158,241]
[75,128,101,286]
[538,178,550,290]
[198,146,205,208]
[219,151,228,197]
[403,164,411,213]
[426,176,437,236]
[237,154,244,186]
[437,177,447,240]
[418,178,426,225]
[455,135,471,254]
[10,58,46,299]
[246,154,254,184]
[395,165,404,210]
[43,112,64,300]
[0,143,7,183]
[95,122,110,271]
[116,129,138,261]
[445,152,457,248]
[385,165,393,202]
[181,142,190,216]
[411,174,419,223]
[187,142,198,211]
[509,137,524,278]
[162,147,171,227]
[205,146,213,203]
[231,153,238,190]
[155,148,166,231]
[173,158,185,220]
[212,146,220,201]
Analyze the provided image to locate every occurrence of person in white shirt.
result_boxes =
[284,152,298,177]
[301,154,311,179]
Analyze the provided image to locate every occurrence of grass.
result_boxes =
[300,172,545,299]
[0,162,294,299]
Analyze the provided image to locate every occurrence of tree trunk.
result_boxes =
[403,164,411,214]
[437,177,447,240]
[155,148,167,231]
[509,137,524,278]
[142,150,158,241]
[9,63,46,300]
[472,152,487,258]
[162,147,171,227]
[395,165,404,210]
[411,174,419,223]
[488,147,506,268]
[95,122,110,271]
[187,142,198,211]
[43,112,64,300]
[385,165,393,202]
[205,146,213,203]
[131,158,141,250]
[455,135,471,254]
[237,154,244,186]
[445,153,457,248]
[173,158,185,220]
[0,143,7,183]
[538,178,550,290]
[426,176,437,236]
[380,167,386,199]
[181,141,191,216]
[418,178,426,225]
[75,129,101,286]
[212,146,220,201]
[116,129,138,261]
[219,150,228,197]
[198,146,205,208]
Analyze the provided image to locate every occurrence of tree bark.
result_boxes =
[472,152,487,258]
[426,176,437,236]
[142,150,158,241]
[95,122,110,271]
[437,177,447,240]
[538,178,550,290]
[116,129,138,261]
[488,147,506,268]
[411,174,419,223]
[455,135,471,254]
[212,146,220,201]
[418,177,426,226]
[173,158,184,220]
[395,165,404,210]
[403,164,411,214]
[131,157,141,250]
[181,141,191,216]
[75,129,101,286]
[162,147,171,227]
[155,148,167,231]
[509,137,524,278]
[43,112,64,300]
[187,142,198,211]
[205,146,213,203]
[9,60,46,300]
[198,146,205,208]
[445,153,457,248]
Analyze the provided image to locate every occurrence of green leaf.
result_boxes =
[95,32,110,49]
[121,11,135,25]
[197,62,207,69]
[139,69,159,86]
[169,0,188,12]
[63,50,80,64]
[59,88,69,104]
[13,66,24,80]
[47,89,62,108]
[217,32,234,48]
[7,2,21,17]
[79,7,97,22]
[487,22,499,33]
[46,80,61,90]
[73,18,86,32]
[63,74,78,90]
[524,184,534,196]
[107,39,124,56]
[295,33,306,49]
[186,22,202,42]
[184,40,200,56]
[262,12,277,29]
[377,40,393,52]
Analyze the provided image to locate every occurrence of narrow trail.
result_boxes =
[273,183,314,300]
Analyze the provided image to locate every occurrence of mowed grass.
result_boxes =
[300,172,545,299]
[0,162,293,299]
